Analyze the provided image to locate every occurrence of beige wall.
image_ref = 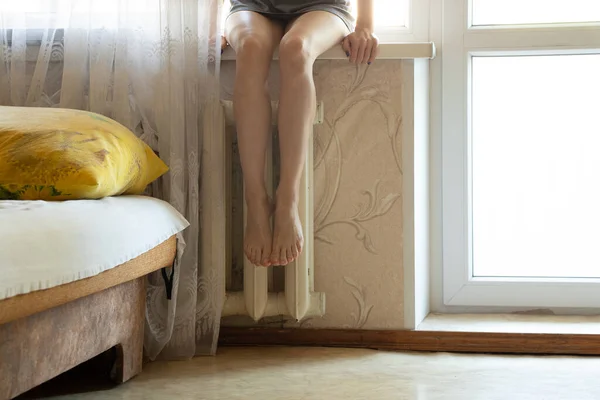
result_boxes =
[222,59,406,329]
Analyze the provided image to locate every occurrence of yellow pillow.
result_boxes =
[0,106,168,200]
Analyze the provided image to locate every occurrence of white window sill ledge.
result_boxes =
[417,313,600,335]
[221,42,436,61]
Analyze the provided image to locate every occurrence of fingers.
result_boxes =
[345,33,379,65]
[361,40,373,64]
[367,37,379,64]
[357,38,369,64]
[221,36,228,54]
[349,36,365,64]
[342,37,351,57]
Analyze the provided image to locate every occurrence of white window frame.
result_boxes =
[441,0,600,308]
[374,0,429,43]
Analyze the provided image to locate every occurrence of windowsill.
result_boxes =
[221,42,436,61]
[417,313,600,335]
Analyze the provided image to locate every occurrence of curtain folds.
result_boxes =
[0,0,224,359]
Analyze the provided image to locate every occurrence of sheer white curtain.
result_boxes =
[0,0,224,359]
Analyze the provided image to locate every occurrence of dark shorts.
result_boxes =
[229,0,355,32]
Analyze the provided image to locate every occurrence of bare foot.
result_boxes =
[244,197,273,267]
[271,201,304,266]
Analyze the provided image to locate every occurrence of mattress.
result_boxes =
[0,235,176,325]
[0,195,189,301]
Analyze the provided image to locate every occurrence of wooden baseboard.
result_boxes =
[219,327,600,356]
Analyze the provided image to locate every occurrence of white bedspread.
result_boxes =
[0,196,189,301]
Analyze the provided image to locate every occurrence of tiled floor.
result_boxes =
[21,346,600,400]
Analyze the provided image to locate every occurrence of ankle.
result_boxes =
[275,189,299,209]
[245,189,269,207]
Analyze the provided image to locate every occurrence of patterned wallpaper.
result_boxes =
[221,59,406,330]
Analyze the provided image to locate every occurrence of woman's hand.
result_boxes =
[221,36,229,54]
[342,27,379,65]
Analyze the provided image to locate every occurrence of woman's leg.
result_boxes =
[225,12,284,266]
[271,12,349,265]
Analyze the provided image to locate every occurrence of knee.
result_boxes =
[278,35,313,73]
[235,34,272,63]
[234,34,273,85]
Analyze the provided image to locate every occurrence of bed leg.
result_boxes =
[111,338,143,383]
[110,277,145,384]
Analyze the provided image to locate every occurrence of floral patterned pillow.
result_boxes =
[0,106,168,200]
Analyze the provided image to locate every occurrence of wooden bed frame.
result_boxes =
[0,235,177,400]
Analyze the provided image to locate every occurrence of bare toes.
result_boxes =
[278,249,287,265]
[261,251,270,267]
[255,249,263,266]
[253,249,261,266]
[270,252,279,266]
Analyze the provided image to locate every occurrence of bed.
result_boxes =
[0,196,188,399]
